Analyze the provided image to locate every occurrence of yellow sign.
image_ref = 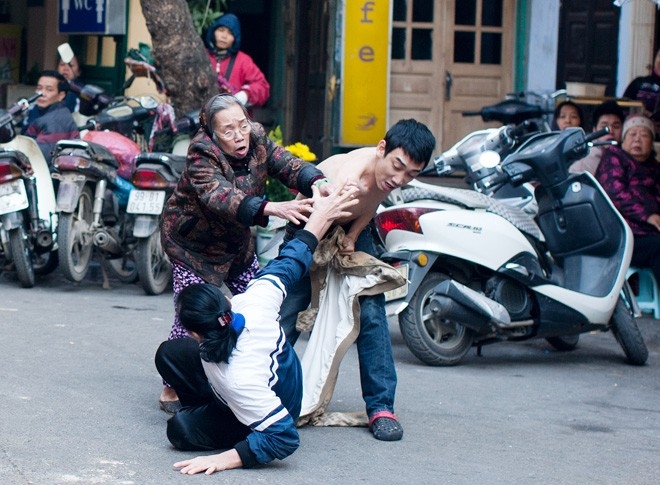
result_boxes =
[340,1,390,146]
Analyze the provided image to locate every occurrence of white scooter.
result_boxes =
[127,109,199,295]
[0,93,59,287]
[385,98,552,217]
[374,127,648,366]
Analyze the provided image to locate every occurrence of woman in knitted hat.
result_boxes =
[204,13,270,111]
[595,113,660,284]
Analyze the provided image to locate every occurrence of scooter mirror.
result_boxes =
[58,43,75,64]
[479,150,501,169]
[140,96,158,109]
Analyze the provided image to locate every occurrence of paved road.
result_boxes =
[1,269,659,484]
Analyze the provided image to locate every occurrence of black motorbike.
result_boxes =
[127,109,199,295]
[51,95,159,286]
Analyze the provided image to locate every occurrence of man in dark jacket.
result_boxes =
[23,70,79,165]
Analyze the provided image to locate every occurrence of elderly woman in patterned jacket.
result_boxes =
[158,93,331,412]
[595,113,660,284]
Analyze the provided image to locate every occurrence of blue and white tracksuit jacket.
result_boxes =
[201,230,318,466]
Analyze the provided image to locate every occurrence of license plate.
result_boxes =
[127,190,166,215]
[385,264,409,302]
[56,182,81,213]
[0,179,29,215]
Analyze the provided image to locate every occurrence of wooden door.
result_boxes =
[69,35,127,96]
[557,0,620,97]
[390,0,515,150]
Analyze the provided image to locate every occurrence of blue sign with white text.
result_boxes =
[59,0,107,34]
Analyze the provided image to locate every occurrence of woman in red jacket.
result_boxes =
[204,13,270,111]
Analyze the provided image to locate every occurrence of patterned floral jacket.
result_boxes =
[160,121,323,286]
[595,146,660,237]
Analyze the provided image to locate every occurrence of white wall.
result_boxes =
[616,0,656,96]
[525,0,560,93]
[525,0,656,98]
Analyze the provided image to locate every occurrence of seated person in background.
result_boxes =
[204,13,270,112]
[569,100,624,175]
[23,70,80,165]
[57,52,83,114]
[155,181,359,475]
[595,114,660,284]
[623,48,660,138]
[551,100,584,131]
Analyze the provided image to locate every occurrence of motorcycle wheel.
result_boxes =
[137,231,171,295]
[106,253,139,283]
[104,214,138,284]
[33,250,59,276]
[8,227,35,288]
[610,297,648,366]
[399,272,474,366]
[545,334,580,351]
[58,186,94,282]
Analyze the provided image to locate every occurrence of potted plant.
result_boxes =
[256,127,317,265]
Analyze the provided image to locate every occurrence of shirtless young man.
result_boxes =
[279,118,436,441]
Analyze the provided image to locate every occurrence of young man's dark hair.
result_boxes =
[384,118,436,167]
[592,100,625,128]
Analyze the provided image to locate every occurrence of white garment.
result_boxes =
[298,244,405,425]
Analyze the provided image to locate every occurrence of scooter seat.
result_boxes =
[401,185,543,240]
[54,139,119,169]
[134,152,186,177]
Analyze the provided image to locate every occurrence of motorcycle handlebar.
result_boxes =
[11,92,41,115]
[509,121,533,139]
[585,126,610,143]
[0,92,41,128]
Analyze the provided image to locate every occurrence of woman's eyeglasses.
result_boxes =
[217,122,251,141]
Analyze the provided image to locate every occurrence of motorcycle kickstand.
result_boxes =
[99,257,112,290]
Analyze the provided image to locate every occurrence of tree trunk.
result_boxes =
[140,0,217,116]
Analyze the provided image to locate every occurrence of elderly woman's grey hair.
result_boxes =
[200,93,250,138]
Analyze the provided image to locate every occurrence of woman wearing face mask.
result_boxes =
[157,93,331,412]
[595,114,660,284]
[57,52,83,114]
[204,13,270,111]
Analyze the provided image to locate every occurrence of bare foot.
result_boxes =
[160,386,178,402]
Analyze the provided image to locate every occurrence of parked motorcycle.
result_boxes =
[374,127,648,366]
[127,109,199,295]
[426,98,548,213]
[0,93,59,287]
[51,95,159,285]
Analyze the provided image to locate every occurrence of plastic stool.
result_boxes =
[626,267,660,319]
